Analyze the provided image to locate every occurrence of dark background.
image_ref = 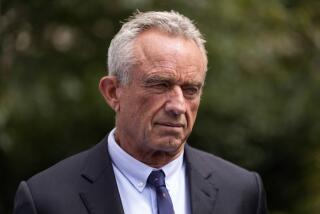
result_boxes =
[1,0,320,213]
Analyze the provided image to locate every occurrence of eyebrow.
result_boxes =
[142,74,204,87]
[143,75,174,84]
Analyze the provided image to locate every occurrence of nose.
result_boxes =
[164,86,186,116]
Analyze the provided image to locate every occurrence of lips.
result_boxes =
[155,122,185,128]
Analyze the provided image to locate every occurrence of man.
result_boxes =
[14,11,267,214]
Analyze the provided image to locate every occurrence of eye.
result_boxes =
[143,79,171,92]
[153,82,170,89]
[182,86,200,98]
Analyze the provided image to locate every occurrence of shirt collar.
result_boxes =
[107,128,184,192]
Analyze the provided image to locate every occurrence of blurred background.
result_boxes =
[1,0,320,213]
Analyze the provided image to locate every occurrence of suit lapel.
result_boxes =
[79,137,124,214]
[185,145,219,214]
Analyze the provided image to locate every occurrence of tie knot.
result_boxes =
[147,170,166,188]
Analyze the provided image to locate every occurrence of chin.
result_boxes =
[156,138,185,152]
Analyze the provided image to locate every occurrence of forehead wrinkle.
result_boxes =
[136,43,202,79]
[133,29,205,83]
[136,54,205,85]
[137,44,179,71]
[134,31,187,69]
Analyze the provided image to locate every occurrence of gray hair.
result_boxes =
[107,10,207,85]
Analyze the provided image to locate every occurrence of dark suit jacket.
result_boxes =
[14,136,267,214]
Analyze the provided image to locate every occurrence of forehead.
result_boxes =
[132,29,206,82]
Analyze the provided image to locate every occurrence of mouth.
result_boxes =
[155,122,185,128]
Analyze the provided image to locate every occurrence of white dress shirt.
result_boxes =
[107,128,191,214]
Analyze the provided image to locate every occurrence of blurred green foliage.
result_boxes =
[1,0,320,213]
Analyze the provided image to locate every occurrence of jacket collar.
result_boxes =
[185,144,219,214]
[79,136,124,214]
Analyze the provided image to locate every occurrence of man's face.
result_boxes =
[115,29,206,162]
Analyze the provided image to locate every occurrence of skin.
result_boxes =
[100,29,206,168]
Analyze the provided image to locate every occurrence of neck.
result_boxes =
[114,132,184,168]
[137,150,183,168]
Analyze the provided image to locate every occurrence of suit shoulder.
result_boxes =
[16,139,111,213]
[186,145,257,182]
[186,146,267,213]
[28,148,89,185]
[26,138,108,188]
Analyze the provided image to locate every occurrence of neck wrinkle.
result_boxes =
[114,130,184,168]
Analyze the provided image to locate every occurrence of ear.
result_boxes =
[99,76,121,112]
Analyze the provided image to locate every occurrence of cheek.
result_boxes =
[189,100,200,116]
[185,100,200,129]
[142,94,167,110]
[119,97,143,122]
[130,96,164,123]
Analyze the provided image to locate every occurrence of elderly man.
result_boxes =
[14,11,267,214]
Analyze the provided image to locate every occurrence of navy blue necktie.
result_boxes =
[147,170,175,214]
